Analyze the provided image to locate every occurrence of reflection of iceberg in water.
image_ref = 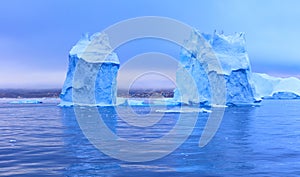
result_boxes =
[60,104,283,176]
[116,107,257,175]
[59,105,207,174]
[60,107,121,176]
[171,106,256,174]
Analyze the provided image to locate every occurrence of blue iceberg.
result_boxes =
[174,30,258,106]
[59,29,299,107]
[59,33,120,106]
[252,73,300,99]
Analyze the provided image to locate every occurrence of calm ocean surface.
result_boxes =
[0,99,299,177]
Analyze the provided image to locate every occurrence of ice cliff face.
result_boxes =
[174,30,258,106]
[252,73,300,99]
[60,33,119,106]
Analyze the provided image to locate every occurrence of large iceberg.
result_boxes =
[59,29,299,107]
[59,33,120,106]
[174,30,258,106]
[252,73,300,99]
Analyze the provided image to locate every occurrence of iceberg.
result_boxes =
[252,73,300,99]
[59,33,120,106]
[174,30,258,106]
[9,99,42,104]
[59,29,299,107]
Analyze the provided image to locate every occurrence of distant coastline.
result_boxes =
[0,89,174,98]
[0,89,61,98]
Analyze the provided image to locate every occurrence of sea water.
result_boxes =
[0,99,299,177]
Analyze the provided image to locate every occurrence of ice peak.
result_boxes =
[211,31,247,55]
[213,30,245,43]
[181,29,250,75]
[69,32,119,64]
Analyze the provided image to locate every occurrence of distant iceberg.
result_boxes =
[9,99,42,104]
[59,33,119,106]
[252,73,300,99]
[173,30,258,106]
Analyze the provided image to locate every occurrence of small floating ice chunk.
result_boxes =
[9,99,42,104]
[116,98,180,106]
[211,104,228,108]
[126,99,145,106]
[9,139,17,143]
[155,107,212,113]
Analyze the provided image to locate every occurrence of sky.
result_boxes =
[0,0,299,89]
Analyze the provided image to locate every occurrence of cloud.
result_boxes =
[0,69,65,88]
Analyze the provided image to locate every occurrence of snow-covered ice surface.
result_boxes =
[253,73,300,99]
[60,33,119,106]
[174,30,258,106]
[69,33,119,64]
